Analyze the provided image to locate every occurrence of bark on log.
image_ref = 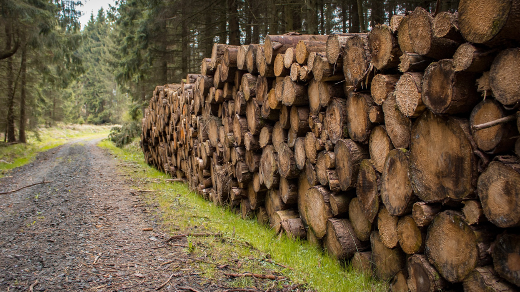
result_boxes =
[343,35,372,90]
[412,202,441,228]
[433,11,464,42]
[260,145,279,190]
[346,92,377,143]
[279,177,298,205]
[399,52,433,73]
[324,97,348,144]
[371,74,399,105]
[453,43,497,73]
[463,266,518,292]
[425,210,478,283]
[352,251,373,276]
[407,254,447,292]
[410,111,477,202]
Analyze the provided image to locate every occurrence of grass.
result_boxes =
[0,123,112,177]
[99,138,388,292]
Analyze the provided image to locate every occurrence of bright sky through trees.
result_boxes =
[79,0,116,27]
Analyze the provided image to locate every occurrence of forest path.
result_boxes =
[0,138,218,291]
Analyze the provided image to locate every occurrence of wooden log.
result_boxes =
[279,105,291,130]
[397,216,424,255]
[201,58,215,76]
[422,59,479,115]
[425,210,478,283]
[241,198,253,219]
[453,43,497,73]
[282,76,309,106]
[411,202,441,228]
[371,231,406,281]
[492,233,520,287]
[223,45,239,68]
[264,34,322,65]
[260,145,279,190]
[237,45,248,70]
[256,46,275,78]
[343,35,372,90]
[305,159,318,186]
[346,91,378,143]
[397,15,414,53]
[290,106,310,136]
[289,62,301,81]
[324,218,367,261]
[241,73,257,101]
[234,91,247,115]
[433,11,464,42]
[270,208,296,233]
[244,132,260,152]
[281,216,307,239]
[294,137,306,170]
[463,266,518,292]
[395,72,425,118]
[247,180,266,210]
[383,93,412,149]
[208,117,222,148]
[335,139,369,191]
[259,125,273,148]
[245,150,260,173]
[381,148,415,217]
[390,14,405,33]
[458,0,520,46]
[304,131,319,164]
[274,53,289,77]
[236,161,252,183]
[477,159,520,228]
[326,33,363,65]
[356,159,380,223]
[210,43,227,69]
[470,99,517,153]
[256,206,269,225]
[233,114,248,146]
[390,270,409,292]
[348,197,372,242]
[324,97,348,144]
[272,121,287,153]
[315,150,335,186]
[407,254,447,292]
[490,48,520,106]
[298,65,312,82]
[278,142,299,179]
[407,7,460,60]
[352,251,373,276]
[329,191,354,217]
[462,199,486,226]
[246,98,265,135]
[399,52,433,73]
[410,111,477,202]
[371,74,399,106]
[369,126,394,173]
[368,24,402,70]
[308,79,344,115]
[377,205,399,249]
[246,44,260,74]
[295,38,328,65]
[301,186,333,239]
[279,177,298,205]
[312,54,343,82]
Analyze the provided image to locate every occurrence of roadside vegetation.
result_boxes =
[99,138,387,292]
[0,124,111,177]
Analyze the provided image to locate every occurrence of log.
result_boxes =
[326,33,362,65]
[412,202,441,228]
[244,132,260,152]
[463,266,518,292]
[233,114,248,146]
[329,191,354,217]
[410,111,477,202]
[256,46,275,78]
[282,76,309,106]
[245,150,261,173]
[272,121,287,153]
[407,254,447,292]
[395,72,425,118]
[346,91,377,143]
[264,34,320,65]
[422,59,479,115]
[242,73,257,101]
[279,105,291,130]
[377,206,399,249]
[210,43,227,69]
[390,14,405,33]
[383,93,412,149]
[295,37,328,65]
[370,231,406,281]
[407,7,460,60]
[490,48,520,106]
[223,45,239,68]
[343,35,372,90]
[241,198,253,219]
[312,53,343,82]
[348,197,372,242]
[470,99,517,153]
[290,106,311,136]
[477,159,520,228]
[315,150,335,186]
[356,159,380,223]
[274,53,289,77]
[368,24,402,70]
[425,210,478,283]
[248,180,266,210]
[278,142,299,179]
[260,145,279,190]
[201,58,215,76]
[371,74,400,106]
[324,97,348,144]
[258,125,273,148]
[390,270,409,292]
[289,62,301,81]
[334,139,369,191]
[301,185,333,239]
[398,15,414,53]
[458,0,520,46]
[294,137,306,170]
[381,149,415,217]
[397,216,424,255]
[308,79,344,115]
[433,11,464,42]
[462,200,486,226]
[281,216,306,239]
[279,177,298,205]
[246,44,260,74]
[324,218,367,261]
[298,65,312,82]
[453,43,497,73]
[352,251,373,276]
[369,126,394,173]
[305,159,318,186]
[305,131,319,164]
[492,233,520,287]
[237,45,248,70]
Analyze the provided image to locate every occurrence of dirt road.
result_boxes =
[0,139,256,291]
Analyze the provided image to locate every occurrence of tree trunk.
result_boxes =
[19,45,27,143]
[425,210,478,283]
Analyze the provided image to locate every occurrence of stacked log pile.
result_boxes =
[142,1,520,290]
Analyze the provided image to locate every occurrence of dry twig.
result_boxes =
[223,272,286,281]
[0,180,52,195]
[29,280,39,292]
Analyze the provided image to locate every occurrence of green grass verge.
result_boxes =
[98,139,388,292]
[0,124,112,177]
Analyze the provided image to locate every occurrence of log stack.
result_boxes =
[142,1,520,290]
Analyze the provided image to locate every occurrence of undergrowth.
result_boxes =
[0,124,111,177]
[99,138,388,292]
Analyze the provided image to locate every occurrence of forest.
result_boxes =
[0,0,458,143]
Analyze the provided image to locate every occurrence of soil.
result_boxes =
[0,139,302,292]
